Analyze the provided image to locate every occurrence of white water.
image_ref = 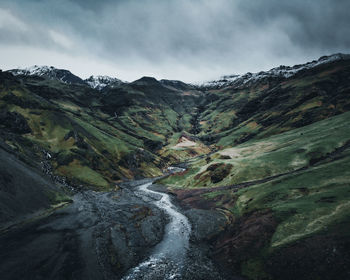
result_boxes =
[122,182,192,280]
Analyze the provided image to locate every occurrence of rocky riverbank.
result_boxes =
[0,175,242,280]
[0,179,166,280]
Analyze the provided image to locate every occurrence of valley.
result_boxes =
[1,54,350,279]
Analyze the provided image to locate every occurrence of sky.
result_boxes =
[0,0,350,83]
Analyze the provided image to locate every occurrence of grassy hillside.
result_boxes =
[161,111,350,188]
[0,73,203,190]
[157,58,350,279]
[3,58,349,191]
[197,59,350,147]
[160,108,350,280]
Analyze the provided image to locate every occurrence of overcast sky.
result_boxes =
[0,0,349,82]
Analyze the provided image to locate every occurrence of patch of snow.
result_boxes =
[200,53,350,89]
[85,75,124,90]
[8,65,84,85]
[10,65,57,77]
[8,66,124,89]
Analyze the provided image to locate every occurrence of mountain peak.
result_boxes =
[160,79,195,91]
[201,53,350,89]
[85,75,124,90]
[8,65,85,85]
[131,76,161,86]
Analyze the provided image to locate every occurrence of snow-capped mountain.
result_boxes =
[8,66,126,90]
[8,53,350,92]
[85,75,124,90]
[9,65,85,85]
[201,53,350,89]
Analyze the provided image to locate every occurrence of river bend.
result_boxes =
[122,182,191,280]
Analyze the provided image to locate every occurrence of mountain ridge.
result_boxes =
[85,75,125,90]
[199,53,350,89]
[8,65,86,85]
[7,53,350,91]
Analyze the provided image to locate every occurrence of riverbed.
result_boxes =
[122,182,191,279]
[0,179,235,280]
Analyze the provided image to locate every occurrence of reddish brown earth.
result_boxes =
[171,187,278,277]
[213,211,278,275]
[172,185,350,280]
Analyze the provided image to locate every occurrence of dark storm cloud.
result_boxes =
[0,0,349,82]
[238,0,350,51]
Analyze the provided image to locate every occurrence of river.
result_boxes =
[0,178,229,280]
[122,182,192,280]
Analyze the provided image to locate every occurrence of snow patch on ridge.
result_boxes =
[8,66,125,90]
[8,65,84,85]
[85,75,124,90]
[10,65,62,78]
[200,53,350,89]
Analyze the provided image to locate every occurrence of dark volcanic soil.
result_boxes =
[0,145,240,280]
[0,177,242,280]
[0,179,166,280]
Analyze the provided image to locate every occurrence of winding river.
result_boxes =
[122,182,192,280]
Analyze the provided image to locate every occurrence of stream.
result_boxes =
[0,178,230,280]
[122,182,192,280]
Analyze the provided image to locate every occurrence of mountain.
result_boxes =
[9,65,86,85]
[130,76,162,86]
[201,53,350,89]
[1,54,350,280]
[159,53,350,279]
[8,66,125,90]
[160,79,196,91]
[85,75,125,90]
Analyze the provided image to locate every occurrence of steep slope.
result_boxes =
[161,112,350,279]
[0,139,71,228]
[159,55,350,279]
[99,76,208,162]
[195,54,350,146]
[0,70,204,190]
